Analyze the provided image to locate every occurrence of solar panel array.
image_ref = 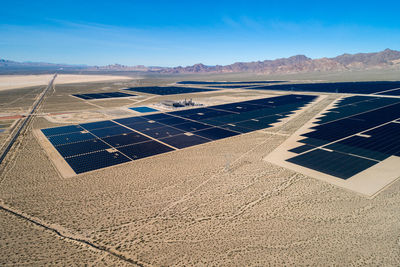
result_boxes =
[73,92,135,100]
[177,81,285,85]
[286,96,400,179]
[124,86,216,95]
[246,81,400,96]
[41,94,316,175]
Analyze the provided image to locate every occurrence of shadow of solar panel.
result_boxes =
[65,150,131,174]
[125,121,165,131]
[171,121,211,132]
[42,125,84,137]
[286,149,378,179]
[193,127,239,140]
[90,126,133,138]
[48,132,96,146]
[288,144,315,154]
[101,132,151,147]
[142,126,184,139]
[160,134,211,149]
[55,139,111,158]
[117,140,175,159]
[80,120,118,130]
[114,116,147,125]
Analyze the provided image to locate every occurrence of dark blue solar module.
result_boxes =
[117,140,174,160]
[171,121,211,132]
[193,127,240,140]
[64,150,131,174]
[129,106,159,113]
[286,95,400,179]
[288,144,315,154]
[124,86,216,95]
[55,139,111,158]
[101,132,151,147]
[377,88,400,96]
[246,81,400,95]
[80,120,118,130]
[73,92,135,100]
[42,94,317,175]
[177,81,285,85]
[123,121,166,131]
[142,113,173,121]
[48,131,96,146]
[160,134,211,149]
[141,126,184,139]
[90,126,133,138]
[287,149,378,180]
[114,116,148,125]
[156,116,190,125]
[41,125,84,137]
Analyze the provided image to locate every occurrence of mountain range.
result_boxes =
[1,49,400,74]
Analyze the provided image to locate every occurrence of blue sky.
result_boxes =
[1,0,400,66]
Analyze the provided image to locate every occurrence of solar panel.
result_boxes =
[42,94,317,175]
[141,126,184,139]
[80,120,119,130]
[287,149,378,180]
[160,134,211,149]
[124,86,216,95]
[90,126,133,138]
[101,132,151,147]
[247,81,400,95]
[41,125,84,137]
[117,140,175,160]
[65,150,131,174]
[193,127,239,140]
[286,95,400,179]
[55,139,111,158]
[48,131,96,146]
[73,92,135,100]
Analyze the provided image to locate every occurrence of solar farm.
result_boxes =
[39,95,316,175]
[2,74,400,265]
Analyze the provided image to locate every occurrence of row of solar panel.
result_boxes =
[177,81,285,85]
[124,86,216,95]
[247,81,400,95]
[286,95,400,179]
[315,96,400,125]
[42,94,317,174]
[73,92,135,100]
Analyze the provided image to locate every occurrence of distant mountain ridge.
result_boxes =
[1,49,400,74]
[162,49,400,74]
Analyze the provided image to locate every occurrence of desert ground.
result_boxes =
[0,73,399,266]
[0,74,134,91]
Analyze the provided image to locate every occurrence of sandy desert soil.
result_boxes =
[0,74,134,91]
[0,77,399,266]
